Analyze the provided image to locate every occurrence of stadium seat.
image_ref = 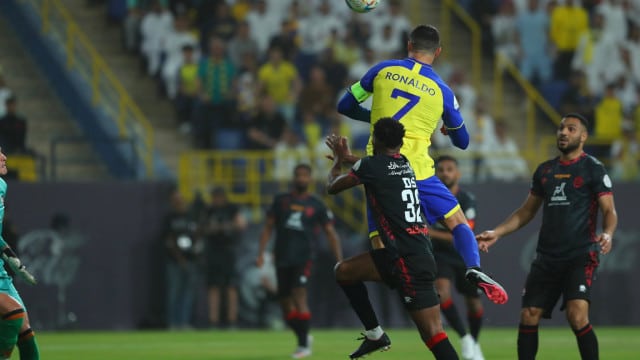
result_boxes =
[6,155,38,182]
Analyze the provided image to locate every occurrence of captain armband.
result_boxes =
[349,82,372,103]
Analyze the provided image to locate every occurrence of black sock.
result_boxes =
[573,323,598,360]
[285,311,302,344]
[518,324,539,360]
[338,281,379,330]
[440,299,467,338]
[297,312,311,347]
[426,332,459,360]
[467,308,483,340]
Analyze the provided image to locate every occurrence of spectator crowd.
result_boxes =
[101,0,639,182]
[469,0,640,181]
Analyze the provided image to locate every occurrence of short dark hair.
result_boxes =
[294,163,312,174]
[562,113,589,131]
[409,25,440,52]
[373,118,405,149]
[435,155,458,166]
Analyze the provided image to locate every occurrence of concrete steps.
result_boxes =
[412,0,536,147]
[59,0,192,173]
[0,14,109,181]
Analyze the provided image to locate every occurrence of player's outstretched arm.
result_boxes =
[596,194,617,255]
[476,193,543,252]
[326,135,362,195]
[1,245,36,285]
[323,223,343,262]
[256,216,275,268]
[337,91,371,123]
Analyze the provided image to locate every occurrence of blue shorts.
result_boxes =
[0,276,24,308]
[367,175,460,235]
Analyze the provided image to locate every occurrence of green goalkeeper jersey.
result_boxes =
[0,178,6,247]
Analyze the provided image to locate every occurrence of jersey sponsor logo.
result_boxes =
[290,204,306,212]
[603,174,612,188]
[406,225,428,235]
[383,71,436,95]
[549,182,569,206]
[389,162,413,176]
[285,211,304,231]
[554,174,571,179]
[404,296,413,303]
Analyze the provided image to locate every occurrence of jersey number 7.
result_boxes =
[390,88,420,120]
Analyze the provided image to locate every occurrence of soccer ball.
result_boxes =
[345,0,380,13]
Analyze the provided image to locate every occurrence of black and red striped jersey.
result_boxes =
[267,192,333,267]
[530,152,613,260]
[350,153,431,257]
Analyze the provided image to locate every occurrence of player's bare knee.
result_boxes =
[520,307,542,325]
[566,309,589,329]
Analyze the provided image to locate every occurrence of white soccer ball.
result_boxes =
[345,0,380,13]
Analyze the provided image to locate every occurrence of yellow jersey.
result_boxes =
[349,58,464,180]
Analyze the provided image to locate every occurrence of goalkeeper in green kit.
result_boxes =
[0,148,39,359]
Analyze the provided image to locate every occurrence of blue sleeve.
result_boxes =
[337,91,371,123]
[441,86,469,149]
[359,61,390,92]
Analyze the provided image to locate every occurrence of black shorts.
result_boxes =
[434,251,481,298]
[522,252,599,319]
[207,253,237,287]
[371,248,439,311]
[276,261,313,298]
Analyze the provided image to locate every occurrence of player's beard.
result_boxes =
[294,182,308,193]
[557,136,580,154]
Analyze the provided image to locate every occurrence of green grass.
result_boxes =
[20,327,640,359]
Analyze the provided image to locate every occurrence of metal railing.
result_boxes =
[179,151,367,232]
[493,53,562,166]
[21,0,155,178]
[440,0,482,91]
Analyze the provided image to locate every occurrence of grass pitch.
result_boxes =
[24,327,640,359]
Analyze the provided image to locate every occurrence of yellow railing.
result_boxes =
[179,151,367,232]
[493,53,562,165]
[23,0,155,177]
[440,0,482,91]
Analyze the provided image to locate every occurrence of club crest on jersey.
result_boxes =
[573,176,584,188]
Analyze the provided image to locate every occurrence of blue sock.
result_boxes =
[452,224,480,268]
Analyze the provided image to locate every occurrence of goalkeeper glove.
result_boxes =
[1,248,37,285]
